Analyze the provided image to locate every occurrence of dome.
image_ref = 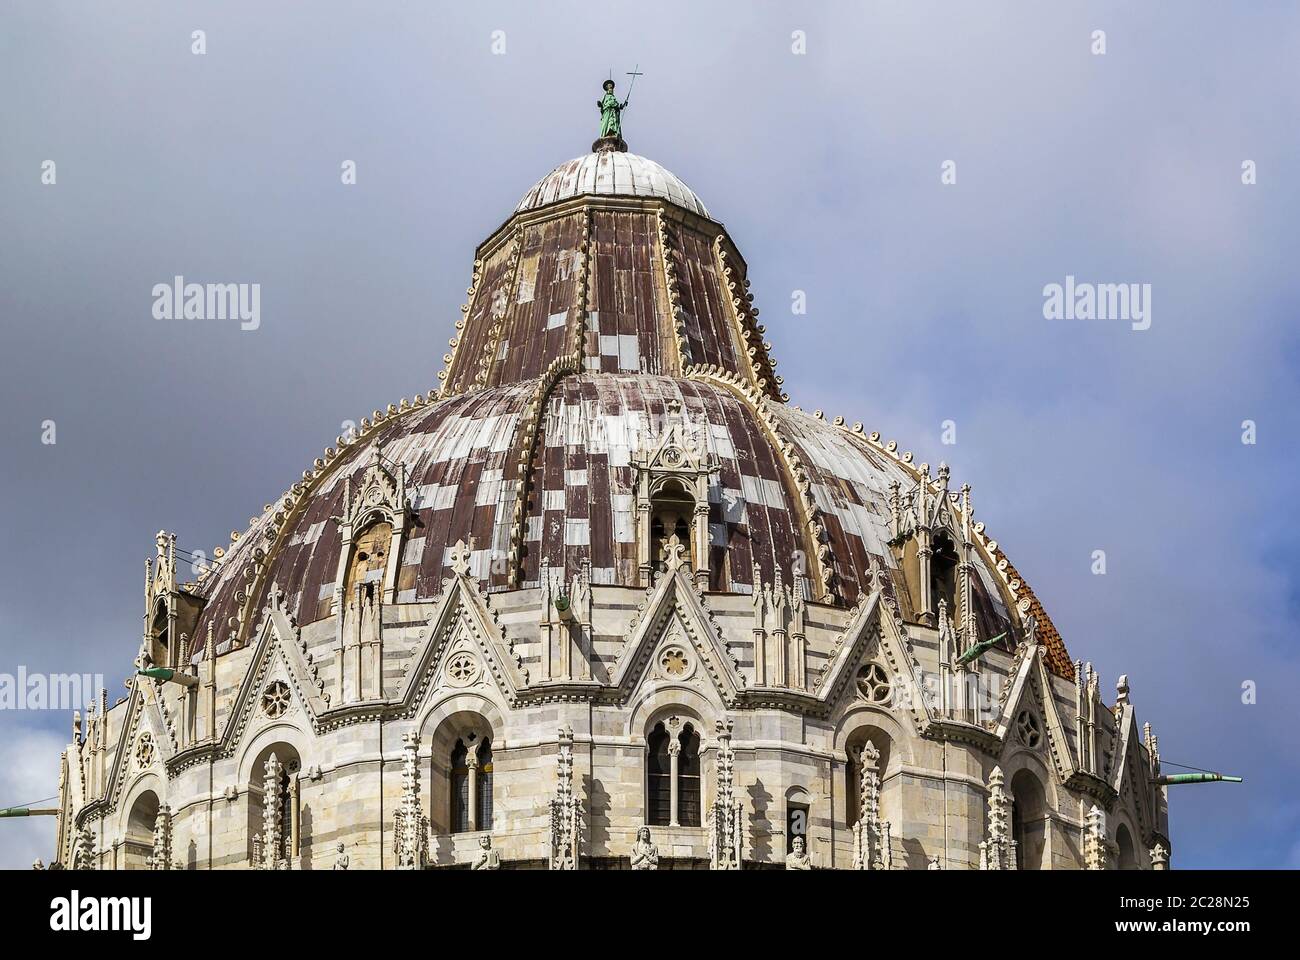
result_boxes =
[190,129,1072,677]
[190,372,1023,666]
[48,84,1187,880]
[515,150,710,219]
[54,92,1171,880]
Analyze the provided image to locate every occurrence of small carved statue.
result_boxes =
[333,841,350,871]
[471,835,501,871]
[32,859,45,871]
[630,826,659,870]
[927,855,942,870]
[784,836,812,870]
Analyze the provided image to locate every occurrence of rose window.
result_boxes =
[1015,709,1043,749]
[260,680,291,718]
[660,646,689,677]
[856,663,892,705]
[446,651,480,687]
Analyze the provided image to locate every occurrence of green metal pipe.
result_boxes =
[1155,772,1243,785]
[0,807,58,818]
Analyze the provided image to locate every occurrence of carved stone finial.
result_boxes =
[549,723,580,870]
[260,753,283,870]
[662,534,689,573]
[1149,841,1169,871]
[709,718,742,870]
[1084,805,1110,870]
[979,765,1017,870]
[394,731,428,870]
[448,539,472,577]
[73,826,97,870]
[853,741,891,871]
[151,803,173,870]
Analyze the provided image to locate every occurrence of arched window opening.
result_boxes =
[450,739,470,833]
[150,601,171,666]
[429,712,495,836]
[476,739,494,831]
[124,790,160,870]
[647,723,672,826]
[344,520,393,601]
[645,718,702,828]
[650,482,695,573]
[1009,769,1048,870]
[449,734,493,833]
[844,730,892,827]
[677,723,701,827]
[247,744,301,866]
[786,801,810,856]
[930,532,960,619]
[1116,824,1138,870]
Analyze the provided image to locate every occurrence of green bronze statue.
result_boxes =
[597,79,626,140]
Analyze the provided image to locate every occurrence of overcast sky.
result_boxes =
[1,1,1297,869]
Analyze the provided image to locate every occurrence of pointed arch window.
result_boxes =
[647,725,672,826]
[344,520,393,600]
[645,719,701,828]
[930,532,960,619]
[476,739,494,831]
[677,724,701,826]
[450,736,493,833]
[650,482,695,575]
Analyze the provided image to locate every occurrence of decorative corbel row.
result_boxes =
[569,208,592,366]
[713,235,784,401]
[712,235,786,403]
[474,227,526,392]
[437,255,485,398]
[655,207,694,372]
[506,355,581,588]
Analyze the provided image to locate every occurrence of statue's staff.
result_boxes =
[623,64,643,108]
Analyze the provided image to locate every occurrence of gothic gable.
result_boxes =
[995,643,1076,783]
[816,587,930,733]
[608,565,743,707]
[390,552,528,714]
[1110,707,1156,840]
[215,585,330,755]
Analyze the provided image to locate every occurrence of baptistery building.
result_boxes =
[49,105,1173,871]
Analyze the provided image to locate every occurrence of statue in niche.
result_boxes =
[784,835,812,870]
[471,835,501,871]
[630,826,659,870]
[333,842,350,871]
